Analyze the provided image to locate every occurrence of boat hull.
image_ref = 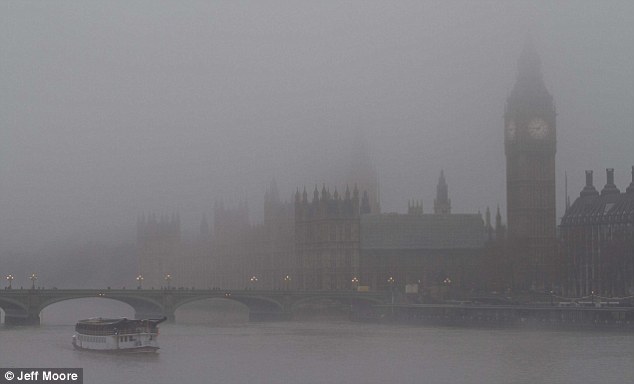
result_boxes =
[72,341,159,353]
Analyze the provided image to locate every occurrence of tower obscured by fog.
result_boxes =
[504,40,557,292]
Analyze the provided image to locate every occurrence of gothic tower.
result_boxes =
[504,40,557,291]
[434,170,451,214]
[346,135,381,214]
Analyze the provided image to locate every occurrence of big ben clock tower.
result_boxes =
[504,41,557,291]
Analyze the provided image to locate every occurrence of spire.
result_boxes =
[485,206,492,240]
[434,170,451,214]
[627,166,634,194]
[506,37,554,116]
[321,184,328,201]
[495,205,505,240]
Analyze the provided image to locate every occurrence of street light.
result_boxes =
[283,275,291,290]
[136,274,144,289]
[443,277,452,301]
[164,274,172,289]
[30,273,37,290]
[351,277,359,291]
[387,276,396,318]
[250,275,258,290]
[6,274,14,290]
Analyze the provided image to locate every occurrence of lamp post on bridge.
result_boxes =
[387,276,395,318]
[30,273,37,290]
[136,274,144,290]
[443,277,452,301]
[283,275,291,291]
[387,276,395,304]
[249,275,258,290]
[164,274,172,290]
[6,274,14,290]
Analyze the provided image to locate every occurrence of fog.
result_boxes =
[2,0,633,253]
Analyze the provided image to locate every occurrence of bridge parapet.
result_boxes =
[0,289,388,325]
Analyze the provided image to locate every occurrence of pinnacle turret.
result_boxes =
[434,170,451,214]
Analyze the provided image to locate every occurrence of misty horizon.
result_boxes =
[2,1,633,253]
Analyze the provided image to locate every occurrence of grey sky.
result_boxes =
[1,0,633,251]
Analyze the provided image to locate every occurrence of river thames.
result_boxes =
[1,299,633,384]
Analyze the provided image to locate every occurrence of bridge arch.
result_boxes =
[38,293,165,320]
[171,293,236,311]
[172,293,286,321]
[39,297,134,324]
[0,296,29,312]
[0,296,34,325]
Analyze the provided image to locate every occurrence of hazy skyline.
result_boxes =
[2,0,633,252]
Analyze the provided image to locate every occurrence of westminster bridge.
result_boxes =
[0,288,388,325]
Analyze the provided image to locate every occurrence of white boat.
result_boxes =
[72,317,166,353]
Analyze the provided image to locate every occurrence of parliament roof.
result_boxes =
[561,168,634,227]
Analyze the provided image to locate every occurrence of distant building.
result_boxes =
[211,180,294,290]
[560,168,634,297]
[294,185,361,290]
[136,169,507,295]
[359,172,489,293]
[137,213,181,288]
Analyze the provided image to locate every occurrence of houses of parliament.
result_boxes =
[137,42,634,298]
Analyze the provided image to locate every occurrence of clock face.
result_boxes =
[527,118,549,139]
[506,120,516,140]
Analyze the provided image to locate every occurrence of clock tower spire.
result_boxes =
[504,40,557,292]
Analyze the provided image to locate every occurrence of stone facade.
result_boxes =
[136,213,181,288]
[294,185,361,291]
[560,168,634,297]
